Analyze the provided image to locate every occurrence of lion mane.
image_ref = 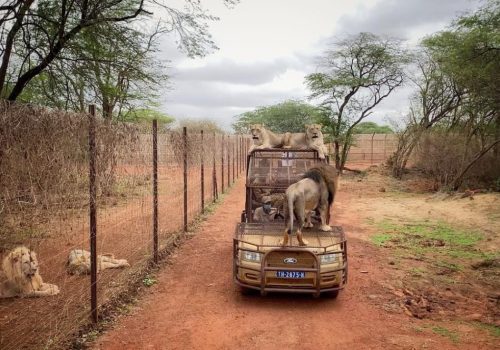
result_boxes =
[0,246,59,298]
[303,164,338,206]
[281,164,339,246]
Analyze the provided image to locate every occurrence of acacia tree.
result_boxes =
[391,50,463,178]
[0,0,238,101]
[391,0,499,188]
[23,21,167,118]
[306,32,407,170]
[232,100,325,134]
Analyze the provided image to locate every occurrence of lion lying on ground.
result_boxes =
[67,249,130,275]
[248,124,286,153]
[283,124,328,159]
[0,246,60,298]
[281,164,338,246]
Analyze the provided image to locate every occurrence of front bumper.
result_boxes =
[234,244,348,297]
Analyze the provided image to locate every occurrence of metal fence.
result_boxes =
[0,102,249,349]
[345,133,398,165]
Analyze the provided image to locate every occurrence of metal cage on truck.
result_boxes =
[233,148,348,297]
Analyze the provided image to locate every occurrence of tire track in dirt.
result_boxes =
[93,178,468,350]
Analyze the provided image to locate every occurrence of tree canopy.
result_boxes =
[391,0,500,189]
[306,32,408,170]
[232,100,325,134]
[353,122,393,134]
[0,0,238,117]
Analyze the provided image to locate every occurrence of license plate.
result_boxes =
[276,271,305,279]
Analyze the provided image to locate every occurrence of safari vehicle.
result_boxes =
[233,148,348,298]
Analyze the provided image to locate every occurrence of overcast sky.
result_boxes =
[157,0,480,130]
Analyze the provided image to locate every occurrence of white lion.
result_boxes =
[67,249,130,275]
[283,124,329,159]
[0,246,60,298]
[248,124,286,153]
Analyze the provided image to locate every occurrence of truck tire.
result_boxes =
[324,290,339,299]
[240,286,257,295]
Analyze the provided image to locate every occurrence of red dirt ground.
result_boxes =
[92,178,494,350]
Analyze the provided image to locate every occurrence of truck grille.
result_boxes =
[265,251,317,269]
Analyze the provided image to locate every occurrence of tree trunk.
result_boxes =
[0,0,35,97]
[334,140,341,170]
[451,139,500,190]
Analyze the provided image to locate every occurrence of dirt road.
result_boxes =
[93,178,481,350]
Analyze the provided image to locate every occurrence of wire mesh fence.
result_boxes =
[0,101,249,349]
[342,133,398,166]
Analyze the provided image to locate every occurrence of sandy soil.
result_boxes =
[92,172,498,350]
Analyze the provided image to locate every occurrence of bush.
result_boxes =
[414,131,500,190]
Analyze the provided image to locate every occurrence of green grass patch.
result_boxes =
[371,233,392,246]
[369,219,487,262]
[409,267,427,277]
[470,322,500,338]
[431,326,460,343]
[433,260,463,272]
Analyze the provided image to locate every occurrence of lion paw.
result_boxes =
[320,225,332,232]
[279,236,289,247]
[298,238,309,246]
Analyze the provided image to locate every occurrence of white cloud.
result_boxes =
[156,0,480,129]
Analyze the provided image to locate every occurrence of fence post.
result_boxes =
[236,135,239,177]
[232,136,235,182]
[228,136,231,184]
[183,127,188,232]
[200,130,204,214]
[88,104,98,323]
[371,132,375,165]
[152,119,158,264]
[221,134,225,193]
[213,133,217,201]
[383,134,388,161]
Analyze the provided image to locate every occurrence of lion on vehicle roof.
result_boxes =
[283,124,328,159]
[281,164,338,246]
[248,124,286,153]
[0,246,60,298]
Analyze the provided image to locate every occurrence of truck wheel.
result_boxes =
[240,286,257,295]
[324,290,339,299]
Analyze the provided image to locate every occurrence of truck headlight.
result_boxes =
[320,253,338,265]
[241,251,261,262]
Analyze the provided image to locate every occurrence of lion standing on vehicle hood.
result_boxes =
[281,164,338,246]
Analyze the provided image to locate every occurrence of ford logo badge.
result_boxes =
[283,257,297,264]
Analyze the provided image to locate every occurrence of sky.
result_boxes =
[157,0,480,130]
